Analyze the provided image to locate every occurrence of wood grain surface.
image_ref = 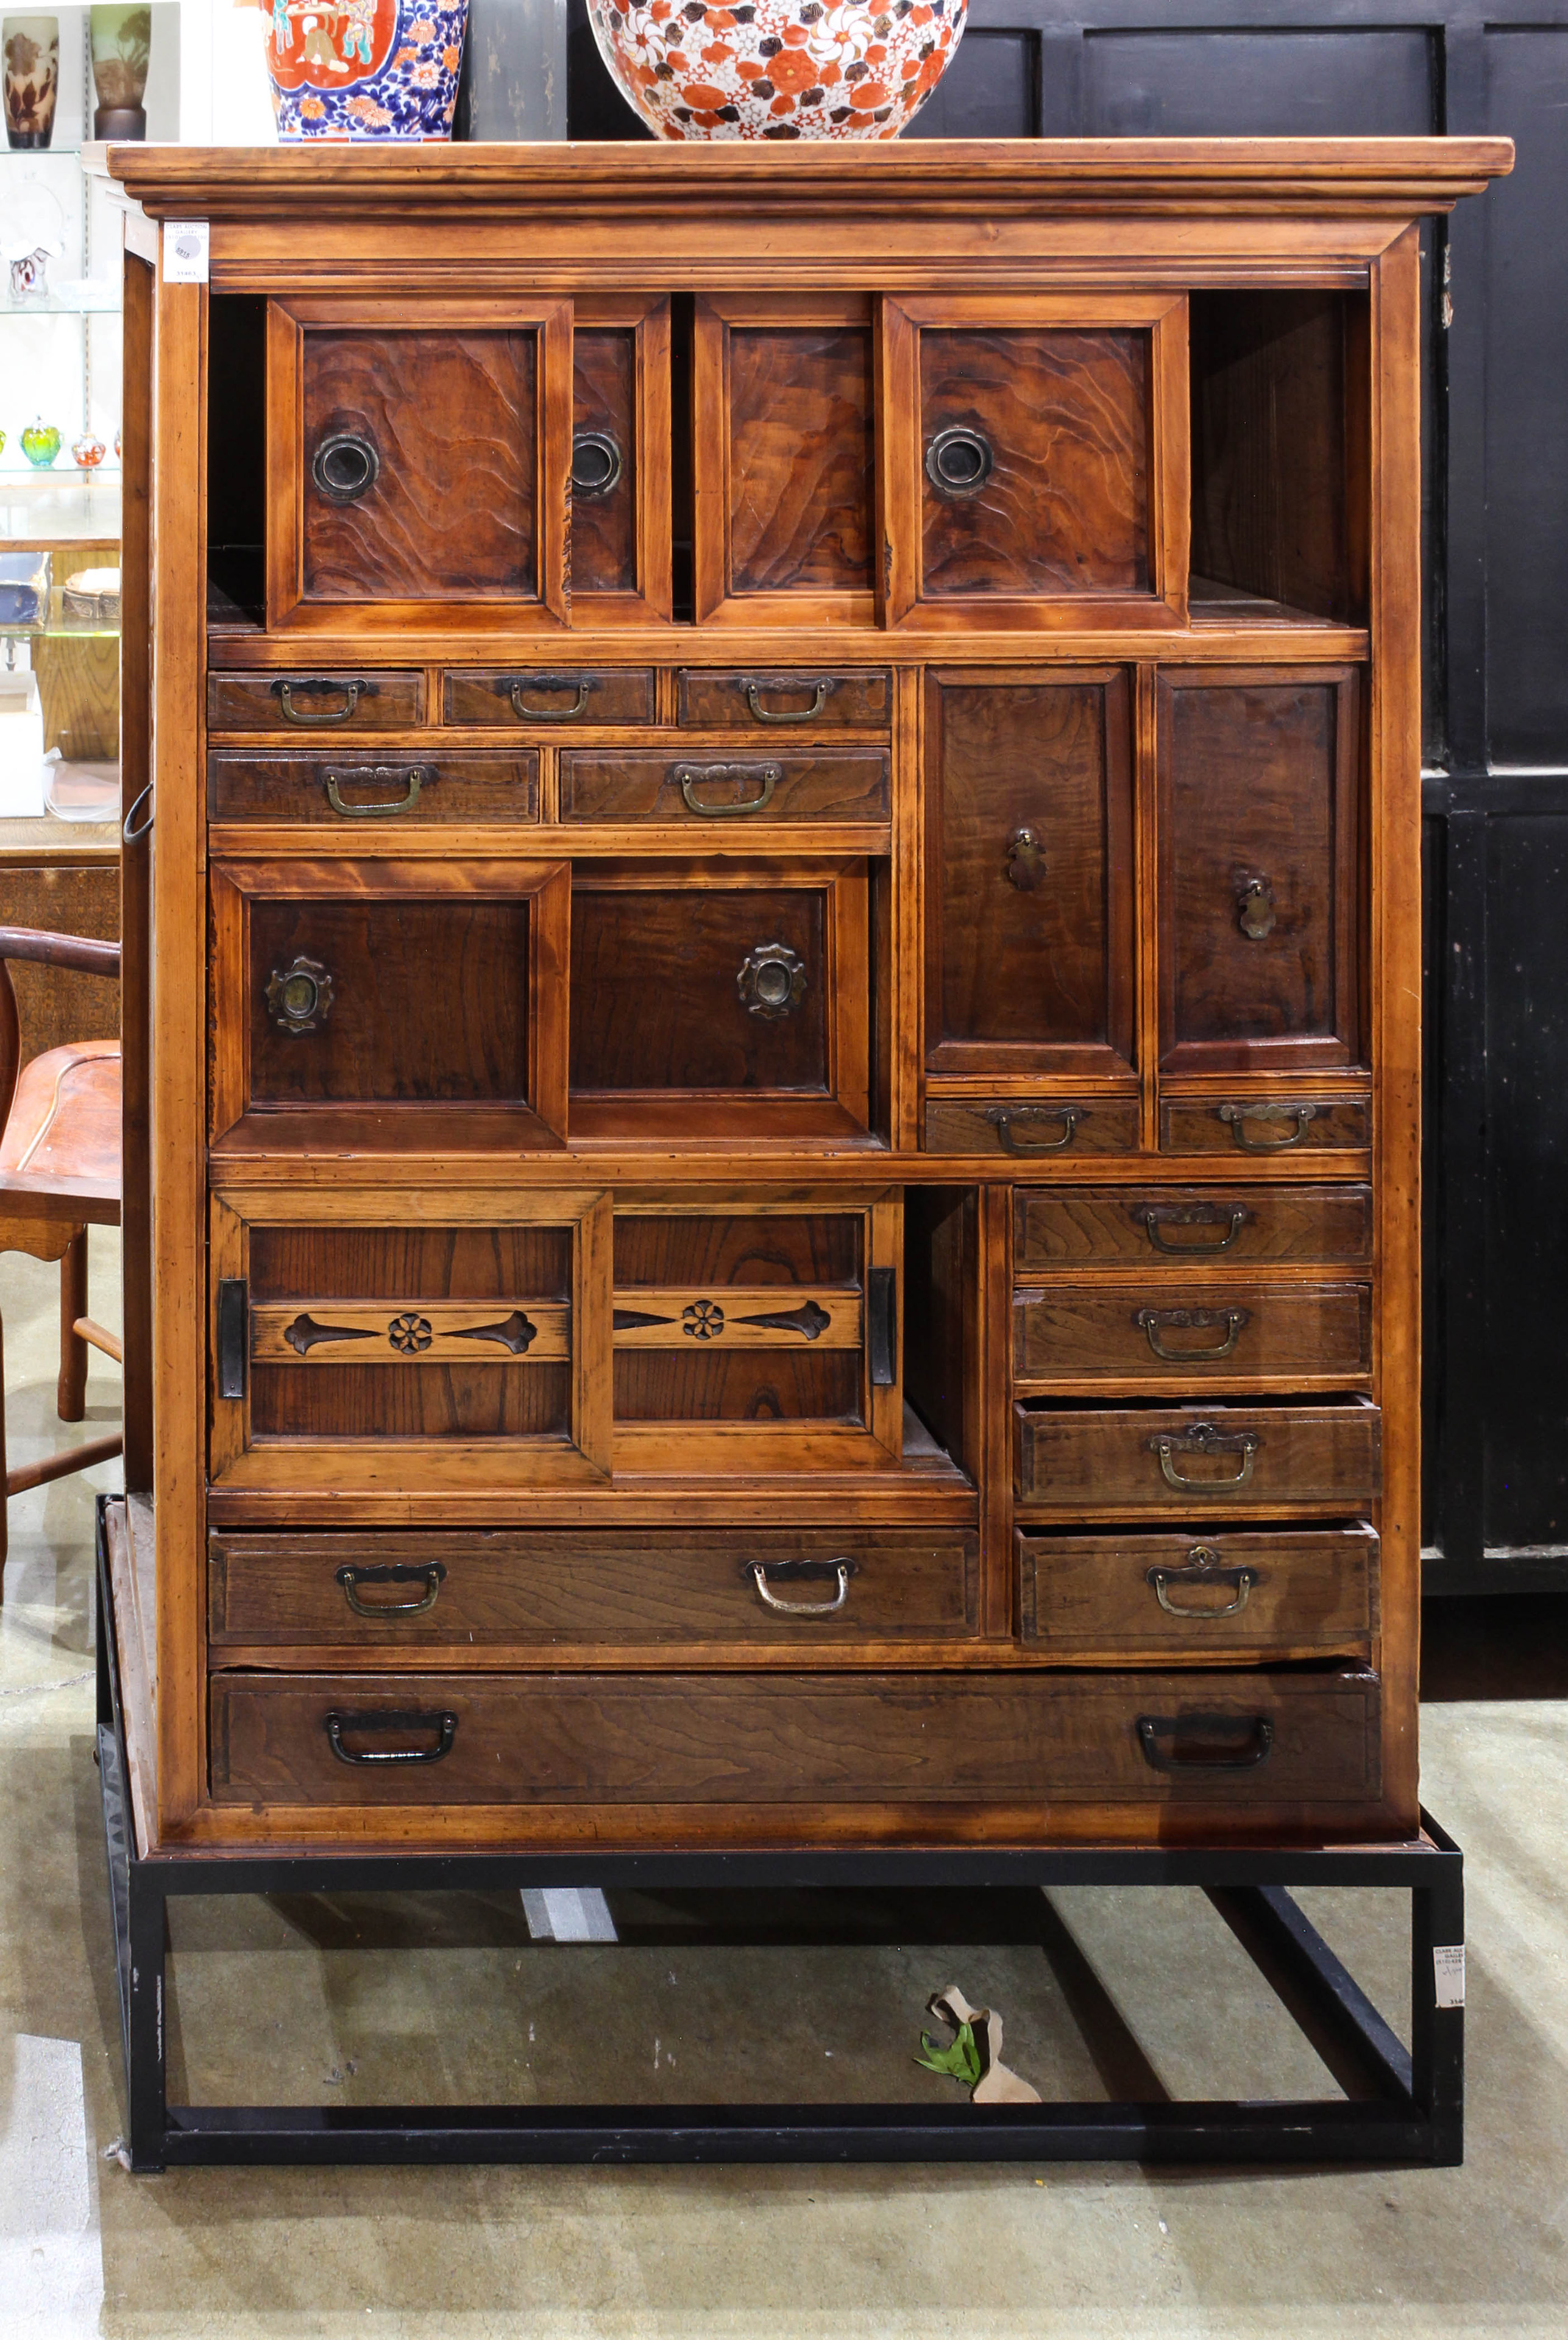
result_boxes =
[1017,1525,1377,1657]
[1013,1399,1382,1514]
[724,325,874,597]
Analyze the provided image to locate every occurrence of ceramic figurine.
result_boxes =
[266,1,469,140]
[7,244,49,302]
[71,433,107,470]
[586,0,967,140]
[2,13,59,147]
[20,417,61,467]
[90,5,151,140]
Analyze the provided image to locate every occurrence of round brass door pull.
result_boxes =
[737,941,807,1019]
[266,954,334,1036]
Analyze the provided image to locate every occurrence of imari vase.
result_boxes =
[265,1,468,140]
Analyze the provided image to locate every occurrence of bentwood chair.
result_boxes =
[0,925,122,1575]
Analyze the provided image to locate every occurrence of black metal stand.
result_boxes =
[95,1502,1464,2171]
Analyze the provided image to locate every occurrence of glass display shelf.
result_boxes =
[0,586,119,641]
[2,287,122,317]
[0,477,122,545]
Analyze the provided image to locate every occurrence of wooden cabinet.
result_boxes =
[105,135,1512,1859]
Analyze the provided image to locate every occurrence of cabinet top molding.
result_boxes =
[103,137,1513,226]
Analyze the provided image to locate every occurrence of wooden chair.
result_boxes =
[0,925,122,1575]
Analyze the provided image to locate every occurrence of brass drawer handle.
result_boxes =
[271,677,376,726]
[325,1709,457,1766]
[1147,1547,1257,1618]
[737,675,837,724]
[266,954,334,1037]
[926,425,995,498]
[676,762,779,817]
[748,1559,853,1615]
[738,941,806,1019]
[1237,875,1276,939]
[311,431,380,505]
[335,1562,447,1618]
[500,673,596,721]
[1149,1422,1259,1489]
[987,1105,1078,1154]
[324,765,427,818]
[1136,1306,1250,1363]
[1216,1101,1320,1152]
[1005,827,1045,891]
[1136,1713,1274,1772]
[571,428,623,499]
[1136,1202,1251,1255]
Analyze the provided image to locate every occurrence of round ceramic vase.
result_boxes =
[266,1,468,140]
[587,0,967,141]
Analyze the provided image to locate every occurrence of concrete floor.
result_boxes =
[3,1235,1567,2339]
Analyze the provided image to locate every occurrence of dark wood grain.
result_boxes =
[676,670,892,728]
[613,1351,861,1424]
[247,899,531,1105]
[1013,1400,1382,1515]
[248,1223,571,1302]
[1018,1526,1377,1656]
[206,670,423,734]
[209,750,538,827]
[573,326,637,596]
[301,328,537,602]
[926,671,1134,1071]
[560,750,889,827]
[250,1361,571,1441]
[208,1667,1380,1806]
[570,885,829,1094]
[923,1098,1141,1157]
[207,1525,981,1648]
[614,1212,859,1288]
[726,327,873,595]
[442,668,655,726]
[1160,1095,1371,1154]
[1014,1186,1374,1271]
[919,328,1149,598]
[1013,1281,1372,1384]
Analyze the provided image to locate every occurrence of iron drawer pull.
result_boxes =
[311,431,380,504]
[1236,875,1277,940]
[1136,1714,1274,1771]
[335,1562,448,1618]
[324,765,426,818]
[925,425,995,498]
[1147,1548,1257,1618]
[750,1561,851,1615]
[738,675,837,724]
[676,762,779,817]
[271,677,375,726]
[1136,1306,1250,1362]
[502,674,594,720]
[121,782,154,843]
[1137,1202,1250,1255]
[1216,1101,1320,1152]
[987,1105,1078,1154]
[325,1709,457,1765]
[1150,1423,1259,1489]
[571,428,623,498]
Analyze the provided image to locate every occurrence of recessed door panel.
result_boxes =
[571,296,672,622]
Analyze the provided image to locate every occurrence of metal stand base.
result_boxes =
[95,1503,1464,2172]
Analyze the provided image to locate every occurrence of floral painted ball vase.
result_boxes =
[265,1,468,140]
[589,0,967,140]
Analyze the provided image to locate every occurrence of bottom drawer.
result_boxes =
[1018,1526,1378,1659]
[209,1667,1380,1809]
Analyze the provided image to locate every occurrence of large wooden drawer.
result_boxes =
[1013,1281,1372,1388]
[676,669,892,729]
[208,1526,979,1652]
[1018,1526,1377,1659]
[208,749,537,828]
[1015,1186,1374,1272]
[207,669,424,734]
[1013,1400,1382,1516]
[208,1667,1380,1807]
[559,749,889,828]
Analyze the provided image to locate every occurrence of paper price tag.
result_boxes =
[164,222,209,285]
[1433,1945,1466,2009]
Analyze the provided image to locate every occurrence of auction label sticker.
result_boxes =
[1433,1945,1466,2008]
[164,223,209,285]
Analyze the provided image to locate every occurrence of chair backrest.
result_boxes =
[0,926,122,1141]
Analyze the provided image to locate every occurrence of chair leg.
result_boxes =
[59,1230,88,1424]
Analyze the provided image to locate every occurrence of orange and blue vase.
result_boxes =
[266,2,468,140]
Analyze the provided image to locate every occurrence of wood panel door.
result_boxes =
[209,1187,612,1498]
[692,295,876,626]
[265,297,571,630]
[571,294,673,624]
[1157,667,1363,1074]
[881,294,1188,628]
[924,667,1135,1079]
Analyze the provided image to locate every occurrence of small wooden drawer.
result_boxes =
[207,670,424,734]
[1018,1526,1378,1658]
[1014,1281,1371,1388]
[1015,1186,1374,1273]
[208,749,538,828]
[443,668,656,726]
[208,1526,979,1651]
[560,750,889,828]
[924,1097,1141,1158]
[1014,1399,1382,1516]
[676,670,892,730]
[208,1666,1380,1809]
[1160,1096,1371,1155]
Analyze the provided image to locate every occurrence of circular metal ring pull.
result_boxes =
[571,428,623,499]
[311,431,380,505]
[925,425,995,498]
